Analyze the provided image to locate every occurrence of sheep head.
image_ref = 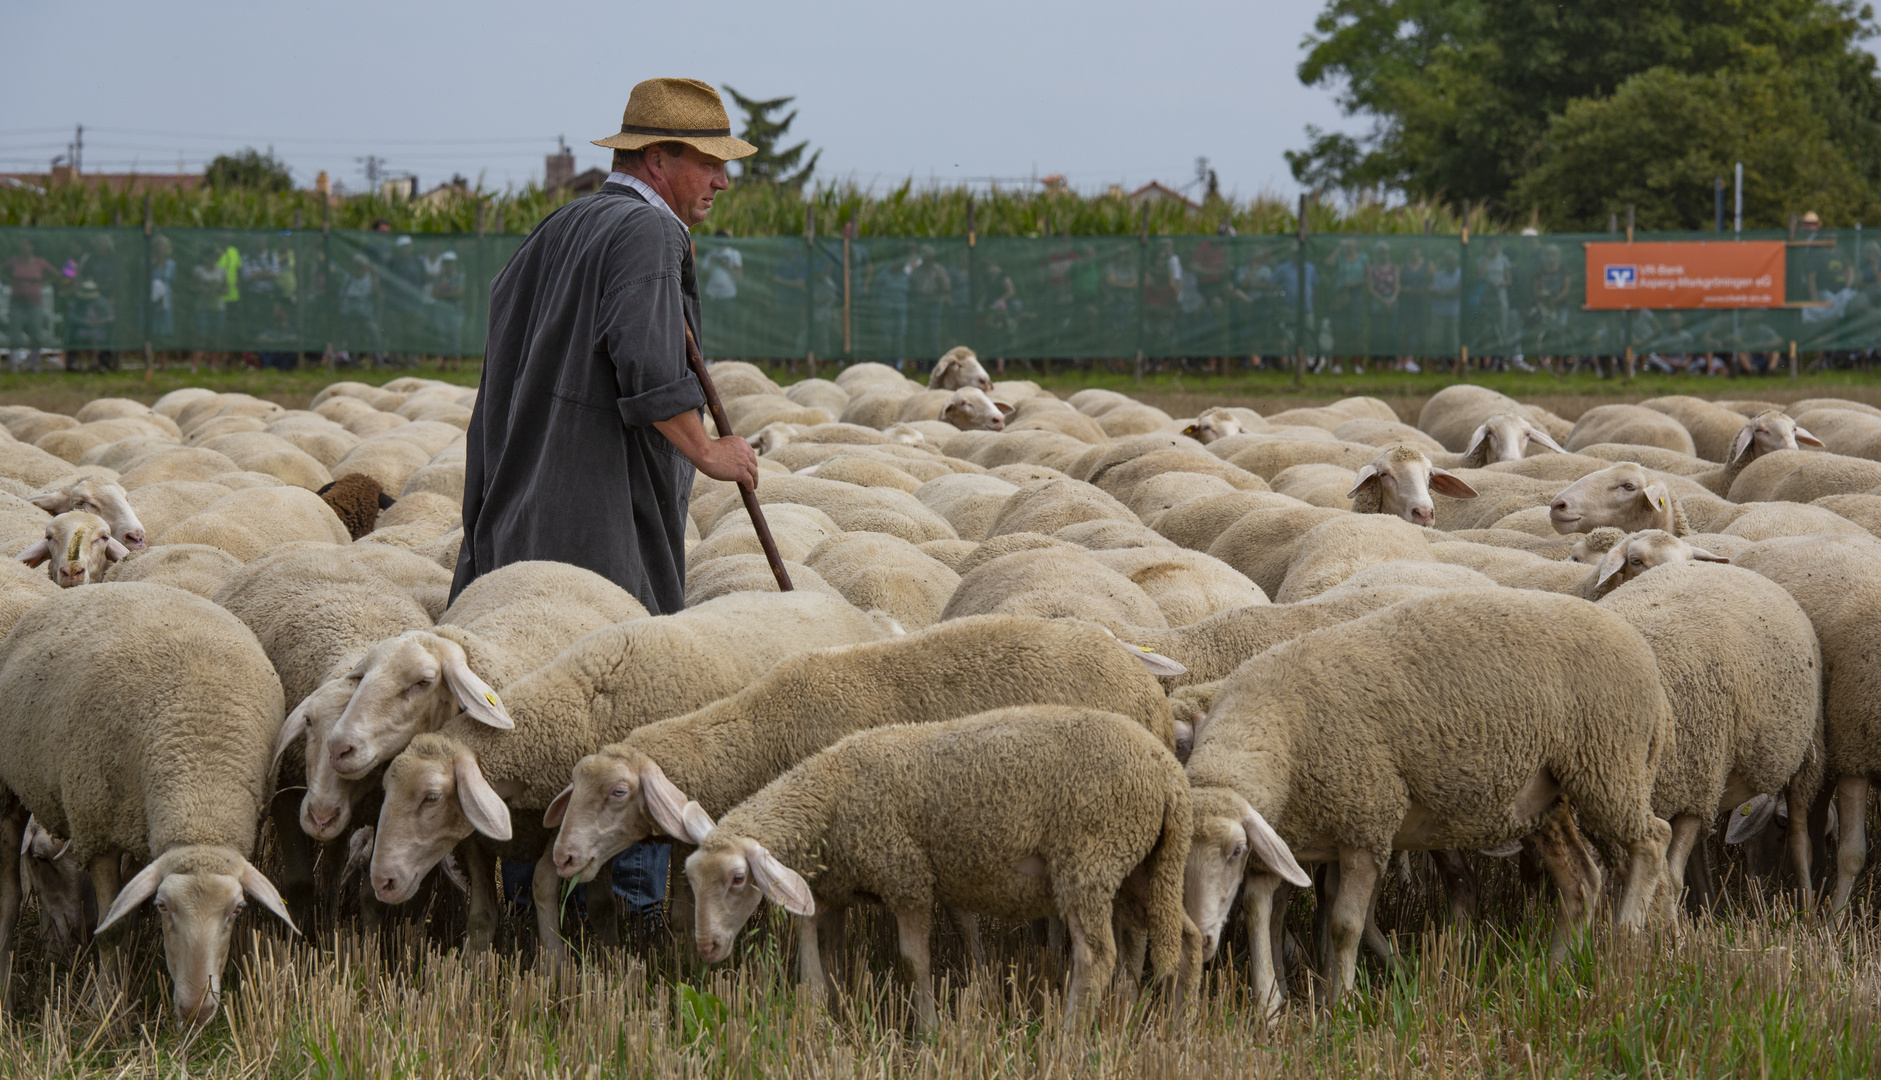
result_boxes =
[275,678,372,841]
[95,844,296,1027]
[928,346,992,391]
[1183,787,1308,962]
[1550,462,1685,536]
[370,735,512,905]
[325,631,510,782]
[20,816,92,956]
[546,745,709,883]
[748,422,806,456]
[686,833,815,963]
[16,511,129,587]
[29,474,146,549]
[1183,407,1245,445]
[941,387,1013,431]
[1730,410,1823,464]
[1588,528,1729,597]
[1347,446,1478,527]
[1462,412,1566,466]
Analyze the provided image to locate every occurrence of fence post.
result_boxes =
[1135,202,1148,382]
[143,193,155,382]
[965,197,976,362]
[1623,204,1636,381]
[842,217,854,357]
[804,204,816,378]
[1457,207,1471,376]
[1295,193,1308,386]
[1791,339,1798,380]
[322,195,334,371]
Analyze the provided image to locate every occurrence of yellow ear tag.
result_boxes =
[1739,803,1753,816]
[1656,496,1668,510]
[484,692,499,706]
[1138,646,1158,653]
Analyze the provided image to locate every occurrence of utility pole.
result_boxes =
[74,123,83,174]
[1734,162,1743,235]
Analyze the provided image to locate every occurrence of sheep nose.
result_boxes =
[1550,498,1569,512]
[331,743,356,767]
[1410,506,1433,526]
[1202,933,1216,954]
[555,850,580,877]
[123,530,146,548]
[177,995,219,1027]
[309,807,336,830]
[374,875,399,900]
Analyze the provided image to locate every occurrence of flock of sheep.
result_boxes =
[2,351,1881,1035]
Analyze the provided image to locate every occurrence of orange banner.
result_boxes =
[1583,241,1786,309]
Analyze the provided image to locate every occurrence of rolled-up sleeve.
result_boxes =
[602,224,705,429]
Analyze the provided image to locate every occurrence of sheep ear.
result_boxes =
[1794,425,1824,448]
[1182,424,1201,438]
[1725,794,1779,844]
[27,490,67,514]
[377,493,397,510]
[1116,638,1187,676]
[1526,425,1566,454]
[1593,545,1629,592]
[1344,465,1381,500]
[1463,424,1490,457]
[102,535,130,561]
[542,784,573,828]
[271,698,312,775]
[996,401,1015,416]
[238,858,300,935]
[1427,467,1478,500]
[1729,425,1757,463]
[441,653,512,730]
[639,759,698,842]
[1689,546,1730,564]
[453,753,512,842]
[1241,808,1309,887]
[743,841,815,916]
[1642,481,1672,518]
[97,857,166,935]
[680,802,716,845]
[15,538,48,567]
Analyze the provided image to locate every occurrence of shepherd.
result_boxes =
[453,78,761,613]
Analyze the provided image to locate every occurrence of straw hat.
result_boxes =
[591,78,756,161]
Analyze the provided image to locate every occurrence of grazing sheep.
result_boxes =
[684,707,1194,1026]
[1566,404,1698,456]
[331,436,434,496]
[951,532,1083,577]
[16,817,94,958]
[1219,439,1379,481]
[1717,502,1868,542]
[1007,406,1110,444]
[365,591,900,952]
[0,583,295,1027]
[1271,514,1434,602]
[692,474,957,545]
[1597,559,1823,904]
[16,511,131,587]
[1126,472,1240,522]
[944,430,1091,472]
[1054,519,1174,551]
[28,473,146,548]
[1089,450,1267,505]
[941,546,1169,628]
[318,473,395,540]
[800,455,924,492]
[1183,590,1672,1011]
[0,440,112,489]
[1787,408,1881,460]
[840,391,922,430]
[155,485,354,560]
[803,532,960,629]
[116,446,243,488]
[928,346,993,391]
[1151,490,1305,552]
[268,416,362,469]
[940,387,1014,431]
[37,418,179,464]
[103,543,244,599]
[370,490,460,540]
[725,395,830,434]
[1548,462,1690,536]
[196,432,334,490]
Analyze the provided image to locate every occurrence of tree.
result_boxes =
[1290,0,1881,217]
[721,86,821,190]
[205,147,294,192]
[1515,65,1870,229]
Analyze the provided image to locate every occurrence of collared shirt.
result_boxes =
[606,171,688,231]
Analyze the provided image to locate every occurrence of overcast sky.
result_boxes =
[4,0,1359,200]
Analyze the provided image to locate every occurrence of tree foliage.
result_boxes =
[204,147,294,193]
[1292,0,1881,225]
[722,86,821,191]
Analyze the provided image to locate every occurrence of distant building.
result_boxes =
[545,141,607,197]
[1128,181,1200,213]
[417,175,471,207]
[0,170,204,193]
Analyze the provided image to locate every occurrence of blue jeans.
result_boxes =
[500,841,669,917]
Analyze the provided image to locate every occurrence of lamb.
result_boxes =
[1595,559,1823,905]
[940,387,1014,431]
[0,583,296,1026]
[365,591,899,953]
[928,346,993,391]
[1731,535,1881,911]
[1454,412,1567,466]
[318,473,396,540]
[547,614,1180,892]
[1344,445,1478,526]
[1548,462,1690,536]
[16,511,131,587]
[16,817,94,957]
[1182,590,1672,1012]
[684,707,1194,1027]
[1689,410,1824,496]
[1565,404,1698,456]
[28,474,147,548]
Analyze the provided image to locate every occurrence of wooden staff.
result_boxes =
[683,323,792,592]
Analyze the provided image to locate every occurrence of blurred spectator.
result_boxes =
[1479,239,1512,352]
[1273,246,1316,357]
[429,250,466,368]
[3,238,57,369]
[1101,248,1139,342]
[910,245,951,363]
[241,233,284,340]
[147,235,176,342]
[1366,241,1398,366]
[1398,246,1430,360]
[386,236,426,365]
[701,230,744,346]
[980,261,1020,357]
[339,253,384,359]
[1802,259,1858,325]
[67,279,115,355]
[1144,239,1180,354]
[1529,246,1571,362]
[1428,248,1461,358]
[870,245,915,363]
[1327,239,1368,368]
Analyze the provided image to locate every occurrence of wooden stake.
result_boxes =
[684,323,791,592]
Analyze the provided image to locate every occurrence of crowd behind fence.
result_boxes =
[3,225,1879,374]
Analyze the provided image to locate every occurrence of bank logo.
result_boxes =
[1605,265,1638,289]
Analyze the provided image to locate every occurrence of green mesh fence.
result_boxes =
[4,225,1879,365]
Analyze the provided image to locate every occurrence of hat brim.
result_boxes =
[591,131,757,161]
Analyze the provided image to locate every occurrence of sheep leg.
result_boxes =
[1614,817,1673,932]
[268,789,319,938]
[892,905,937,1033]
[459,840,497,952]
[793,913,826,1003]
[0,801,23,1011]
[1060,897,1116,1022]
[1323,848,1381,1001]
[531,849,568,966]
[1243,872,1285,1018]
[1114,915,1147,991]
[1269,882,1296,998]
[667,849,696,941]
[1664,814,1702,901]
[950,908,987,971]
[818,907,848,985]
[1786,784,1815,911]
[87,851,128,1020]
[1430,849,1479,925]
[1832,776,1869,915]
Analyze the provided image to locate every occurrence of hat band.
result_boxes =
[620,122,732,137]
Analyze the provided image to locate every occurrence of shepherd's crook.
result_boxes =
[683,324,792,592]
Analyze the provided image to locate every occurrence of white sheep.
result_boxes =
[928,346,993,391]
[16,511,130,587]
[940,387,1014,431]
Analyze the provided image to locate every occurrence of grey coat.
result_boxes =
[454,183,704,614]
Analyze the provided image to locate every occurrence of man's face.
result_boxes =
[649,146,729,226]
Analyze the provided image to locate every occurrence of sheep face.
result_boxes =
[16,511,130,587]
[1567,527,1629,565]
[928,348,992,392]
[20,817,93,955]
[30,475,147,549]
[285,679,370,841]
[1590,529,1728,597]
[1348,446,1478,527]
[686,836,815,963]
[1183,407,1244,445]
[748,422,806,456]
[1182,790,1308,961]
[1549,463,1675,535]
[1730,410,1823,463]
[93,845,296,1027]
[941,387,1014,431]
[546,749,705,883]
[882,423,930,447]
[326,632,510,782]
[1464,413,1565,464]
[370,739,511,905]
